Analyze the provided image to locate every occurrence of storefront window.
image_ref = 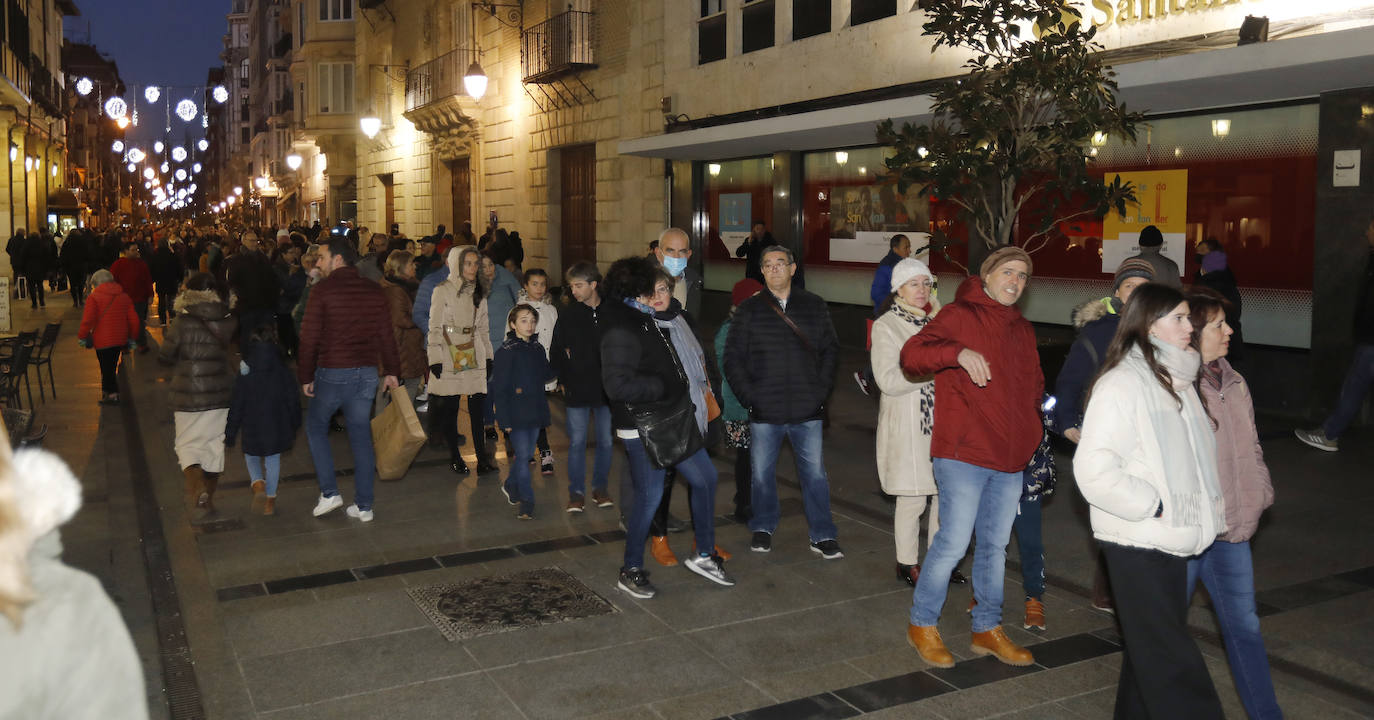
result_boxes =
[801,145,929,268]
[701,157,774,263]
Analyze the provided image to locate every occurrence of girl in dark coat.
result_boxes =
[225,326,302,516]
[488,304,555,519]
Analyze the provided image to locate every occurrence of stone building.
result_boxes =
[61,41,126,229]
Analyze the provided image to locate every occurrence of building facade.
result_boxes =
[60,41,126,229]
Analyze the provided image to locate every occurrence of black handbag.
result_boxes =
[624,320,703,469]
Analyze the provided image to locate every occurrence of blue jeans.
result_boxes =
[749,420,838,542]
[1014,495,1045,600]
[1324,343,1374,439]
[244,453,282,496]
[621,439,717,569]
[305,367,379,511]
[565,405,612,498]
[503,426,540,513]
[1187,540,1282,720]
[910,458,1022,632]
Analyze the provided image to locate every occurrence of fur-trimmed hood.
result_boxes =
[173,288,229,317]
[1071,296,1119,329]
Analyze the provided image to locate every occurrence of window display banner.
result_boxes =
[1101,169,1188,275]
[719,193,752,257]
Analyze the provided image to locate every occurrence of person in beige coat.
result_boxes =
[871,258,963,587]
[427,246,496,475]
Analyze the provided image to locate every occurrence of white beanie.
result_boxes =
[890,257,934,292]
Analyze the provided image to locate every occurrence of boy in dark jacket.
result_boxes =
[225,326,302,515]
[549,262,615,512]
[488,304,556,519]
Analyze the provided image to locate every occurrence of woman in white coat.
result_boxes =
[1074,282,1226,718]
[427,246,497,476]
[871,258,960,587]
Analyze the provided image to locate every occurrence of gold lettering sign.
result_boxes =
[1087,0,1245,30]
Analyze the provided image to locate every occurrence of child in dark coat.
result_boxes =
[488,304,556,519]
[225,326,302,515]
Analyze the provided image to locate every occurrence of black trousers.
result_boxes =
[25,273,44,306]
[432,393,487,462]
[156,290,176,324]
[95,346,121,394]
[733,445,752,519]
[68,272,86,306]
[1101,542,1225,720]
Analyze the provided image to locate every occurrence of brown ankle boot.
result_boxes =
[971,626,1034,666]
[183,465,205,503]
[262,497,276,516]
[907,624,954,668]
[649,535,678,566]
[192,473,220,525]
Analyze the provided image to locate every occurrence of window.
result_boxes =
[240,104,250,122]
[240,59,250,88]
[793,0,830,40]
[698,1,726,65]
[297,81,306,123]
[742,0,775,53]
[319,0,352,22]
[851,0,896,26]
[702,157,774,264]
[317,62,354,114]
[241,126,250,144]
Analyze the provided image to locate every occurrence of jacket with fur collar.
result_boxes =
[159,289,237,411]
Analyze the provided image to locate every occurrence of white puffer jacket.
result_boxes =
[1074,348,1225,557]
[870,300,939,497]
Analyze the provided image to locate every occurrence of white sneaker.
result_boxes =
[312,494,344,517]
[346,504,374,522]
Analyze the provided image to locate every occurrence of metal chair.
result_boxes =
[27,322,60,401]
[0,341,34,409]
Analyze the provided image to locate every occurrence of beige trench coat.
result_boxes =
[871,304,939,497]
[426,279,492,397]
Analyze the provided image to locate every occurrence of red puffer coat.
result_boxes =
[109,256,153,304]
[899,275,1044,473]
[297,265,401,383]
[78,281,141,350]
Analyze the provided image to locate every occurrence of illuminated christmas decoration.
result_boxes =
[212,85,229,103]
[76,77,93,96]
[176,99,197,122]
[160,162,170,173]
[144,86,160,103]
[154,141,164,154]
[104,97,128,120]
[127,162,136,172]
[127,148,145,163]
[192,162,202,173]
[171,146,187,162]
[197,139,209,152]
[143,167,155,180]
[112,140,124,153]
[175,169,187,181]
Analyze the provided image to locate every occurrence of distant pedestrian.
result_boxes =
[297,238,401,523]
[58,228,91,307]
[734,220,772,283]
[149,237,184,326]
[1075,283,1226,718]
[77,270,140,405]
[489,304,556,519]
[225,325,301,517]
[1126,224,1182,289]
[1186,287,1281,720]
[21,231,56,308]
[1194,237,1244,364]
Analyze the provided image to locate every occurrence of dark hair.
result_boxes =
[761,244,794,264]
[752,220,765,228]
[522,268,548,285]
[602,256,658,301]
[1185,286,1232,427]
[507,303,538,328]
[325,236,359,266]
[184,272,221,296]
[1088,283,1188,409]
[889,234,909,250]
[1199,237,1223,253]
[565,261,602,286]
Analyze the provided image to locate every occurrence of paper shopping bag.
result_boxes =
[371,387,428,481]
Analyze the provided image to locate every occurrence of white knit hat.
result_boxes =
[890,257,934,292]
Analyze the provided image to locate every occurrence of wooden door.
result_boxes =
[559,144,596,276]
[449,158,470,232]
[378,173,395,231]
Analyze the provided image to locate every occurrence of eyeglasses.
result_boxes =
[762,261,790,271]
[653,285,671,296]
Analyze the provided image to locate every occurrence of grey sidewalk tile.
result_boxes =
[648,563,878,633]
[905,678,1056,720]
[487,635,735,719]
[1057,686,1118,718]
[648,682,777,720]
[241,627,478,711]
[256,671,517,720]
[1004,657,1120,701]
[225,589,431,660]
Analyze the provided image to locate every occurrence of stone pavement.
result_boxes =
[16,295,1374,720]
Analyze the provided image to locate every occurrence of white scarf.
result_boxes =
[1141,338,1227,532]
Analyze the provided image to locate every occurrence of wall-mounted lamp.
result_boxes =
[463,61,488,101]
[285,153,303,171]
[359,116,382,138]
[1210,118,1230,138]
[254,176,269,190]
[8,145,16,163]
[707,163,721,176]
[834,151,848,165]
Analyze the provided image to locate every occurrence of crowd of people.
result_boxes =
[37,212,1374,720]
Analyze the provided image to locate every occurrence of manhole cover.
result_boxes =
[408,567,616,642]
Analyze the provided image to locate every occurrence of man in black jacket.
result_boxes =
[225,231,281,339]
[724,245,843,559]
[550,261,615,513]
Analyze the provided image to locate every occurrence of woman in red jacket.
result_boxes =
[78,269,141,405]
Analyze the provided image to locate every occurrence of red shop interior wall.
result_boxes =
[703,180,774,262]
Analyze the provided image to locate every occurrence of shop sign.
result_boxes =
[719,193,752,254]
[1101,169,1189,274]
[1083,0,1248,31]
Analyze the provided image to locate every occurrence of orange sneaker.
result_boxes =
[650,535,678,566]
[907,624,955,668]
[971,626,1034,666]
[1023,598,1046,631]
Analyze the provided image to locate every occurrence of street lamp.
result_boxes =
[254,176,268,190]
[463,61,488,100]
[233,186,243,196]
[285,153,302,171]
[359,115,382,138]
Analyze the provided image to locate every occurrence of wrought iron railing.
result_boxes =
[405,49,469,112]
[521,10,597,84]
[0,43,28,97]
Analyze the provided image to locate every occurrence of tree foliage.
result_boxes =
[877,0,1143,260]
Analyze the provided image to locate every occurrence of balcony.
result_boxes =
[273,91,293,116]
[0,43,29,98]
[273,33,293,60]
[521,10,597,84]
[28,56,62,116]
[403,49,479,136]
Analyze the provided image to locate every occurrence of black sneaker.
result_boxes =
[810,539,844,560]
[750,531,772,553]
[500,481,518,506]
[617,567,657,599]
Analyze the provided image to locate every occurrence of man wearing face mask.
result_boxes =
[654,228,702,319]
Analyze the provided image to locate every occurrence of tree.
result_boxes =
[877,0,1143,267]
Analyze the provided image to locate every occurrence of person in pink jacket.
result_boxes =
[1186,287,1281,720]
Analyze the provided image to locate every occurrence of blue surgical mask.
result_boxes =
[663,256,687,277]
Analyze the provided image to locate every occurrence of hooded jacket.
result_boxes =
[1199,358,1274,543]
[899,275,1044,473]
[296,265,401,382]
[487,334,555,430]
[426,247,492,397]
[1052,296,1120,433]
[225,340,302,456]
[159,289,237,412]
[411,264,449,331]
[380,275,426,380]
[77,282,140,350]
[0,448,149,720]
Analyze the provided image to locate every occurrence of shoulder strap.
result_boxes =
[1073,334,1099,368]
[763,293,813,353]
